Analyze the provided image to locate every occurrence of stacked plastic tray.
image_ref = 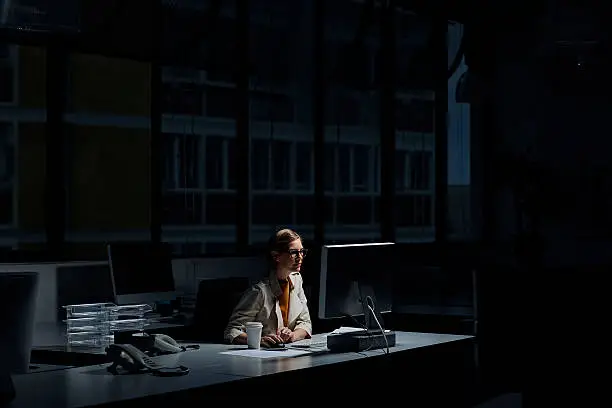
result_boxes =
[63,303,152,347]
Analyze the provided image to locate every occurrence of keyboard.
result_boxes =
[290,333,328,349]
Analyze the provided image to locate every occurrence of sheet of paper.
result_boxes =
[220,348,311,359]
[330,326,367,334]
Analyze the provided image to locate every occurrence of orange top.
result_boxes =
[278,279,290,327]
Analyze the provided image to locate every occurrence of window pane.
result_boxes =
[1,46,46,252]
[324,1,380,242]
[251,92,294,122]
[394,12,436,243]
[206,86,235,118]
[162,133,199,189]
[0,65,13,103]
[336,197,372,225]
[353,145,370,192]
[272,140,291,190]
[410,151,433,190]
[324,144,335,192]
[247,1,315,244]
[251,139,269,190]
[295,142,312,190]
[295,195,314,225]
[337,144,351,193]
[161,0,238,252]
[227,137,236,189]
[162,83,203,115]
[206,242,237,255]
[162,192,203,225]
[206,194,237,225]
[252,195,293,226]
[205,136,224,189]
[206,16,236,83]
[65,53,151,253]
[395,151,407,191]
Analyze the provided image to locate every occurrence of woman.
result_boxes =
[223,229,312,347]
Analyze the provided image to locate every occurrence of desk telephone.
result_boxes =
[106,334,198,377]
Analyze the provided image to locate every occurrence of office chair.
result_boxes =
[193,277,251,342]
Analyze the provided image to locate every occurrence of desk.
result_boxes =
[12,331,475,407]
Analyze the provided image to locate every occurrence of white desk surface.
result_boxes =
[11,331,473,408]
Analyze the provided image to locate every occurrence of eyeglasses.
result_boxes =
[287,249,308,258]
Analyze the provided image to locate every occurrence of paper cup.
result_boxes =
[245,322,263,349]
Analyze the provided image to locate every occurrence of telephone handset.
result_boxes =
[105,344,190,377]
[153,334,200,354]
[123,333,200,356]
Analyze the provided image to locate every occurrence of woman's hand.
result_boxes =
[261,334,284,347]
[278,327,295,343]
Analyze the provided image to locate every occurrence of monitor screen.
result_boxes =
[56,263,114,320]
[318,242,395,321]
[107,242,176,305]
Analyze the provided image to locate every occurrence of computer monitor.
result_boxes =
[56,263,115,320]
[107,242,176,305]
[0,272,39,374]
[318,242,395,331]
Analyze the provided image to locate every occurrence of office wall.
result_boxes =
[0,256,266,324]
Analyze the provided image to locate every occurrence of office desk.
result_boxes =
[12,331,475,408]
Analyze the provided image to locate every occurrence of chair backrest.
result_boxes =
[193,277,251,342]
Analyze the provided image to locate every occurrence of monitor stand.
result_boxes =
[327,284,396,353]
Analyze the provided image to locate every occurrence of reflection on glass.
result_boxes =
[160,0,238,255]
[323,0,380,241]
[247,0,315,244]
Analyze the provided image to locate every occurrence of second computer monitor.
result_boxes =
[107,241,176,305]
[318,242,395,322]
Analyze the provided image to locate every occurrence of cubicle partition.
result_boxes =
[0,256,267,345]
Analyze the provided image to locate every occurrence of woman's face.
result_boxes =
[274,239,305,273]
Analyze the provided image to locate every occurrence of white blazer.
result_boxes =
[223,271,312,344]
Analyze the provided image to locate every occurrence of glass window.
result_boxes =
[394,12,436,243]
[352,145,370,192]
[252,195,293,226]
[205,242,237,255]
[162,133,199,189]
[227,137,236,190]
[323,1,381,242]
[395,150,407,191]
[295,195,314,225]
[206,193,237,225]
[205,86,235,118]
[160,2,238,252]
[272,140,291,190]
[295,142,312,190]
[337,144,351,193]
[336,196,372,225]
[206,16,236,83]
[64,53,152,255]
[324,143,335,192]
[251,92,294,122]
[410,151,433,190]
[162,83,203,115]
[162,192,203,225]
[0,65,13,103]
[205,136,224,189]
[251,139,270,190]
[247,2,314,245]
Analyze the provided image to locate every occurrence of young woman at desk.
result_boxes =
[224,229,312,347]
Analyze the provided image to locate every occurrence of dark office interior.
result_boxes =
[3,0,611,406]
